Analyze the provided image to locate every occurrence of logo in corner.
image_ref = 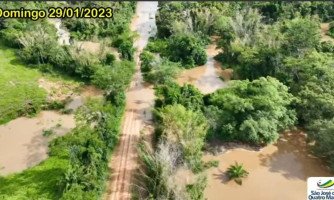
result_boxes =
[317,180,334,189]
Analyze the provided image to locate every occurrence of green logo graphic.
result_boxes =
[317,180,334,188]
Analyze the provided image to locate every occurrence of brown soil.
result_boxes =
[204,131,333,200]
[105,2,158,200]
[321,23,334,42]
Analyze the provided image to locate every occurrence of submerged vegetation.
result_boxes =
[226,162,249,185]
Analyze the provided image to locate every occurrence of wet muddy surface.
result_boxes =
[106,2,158,200]
[0,111,75,175]
[204,131,333,200]
[177,42,232,94]
[0,85,102,175]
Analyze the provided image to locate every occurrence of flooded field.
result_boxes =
[0,84,102,175]
[204,131,333,200]
[177,42,232,94]
[0,111,74,175]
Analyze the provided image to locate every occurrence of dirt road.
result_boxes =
[106,2,158,200]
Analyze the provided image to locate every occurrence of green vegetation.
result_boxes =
[140,51,180,84]
[0,97,127,199]
[156,104,208,171]
[42,129,55,137]
[226,162,249,185]
[0,1,136,199]
[0,42,46,124]
[139,2,334,198]
[206,77,296,145]
[137,140,207,200]
[329,22,334,38]
[213,2,334,169]
[166,34,207,68]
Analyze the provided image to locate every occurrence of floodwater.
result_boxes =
[0,85,102,175]
[204,131,333,200]
[177,42,232,94]
[0,111,75,175]
[48,18,70,45]
[106,2,157,200]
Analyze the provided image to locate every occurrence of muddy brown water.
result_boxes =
[0,111,75,175]
[0,85,103,175]
[204,131,333,200]
[177,42,232,94]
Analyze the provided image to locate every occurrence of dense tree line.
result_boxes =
[215,2,334,168]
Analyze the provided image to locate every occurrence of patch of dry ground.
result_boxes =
[321,23,334,42]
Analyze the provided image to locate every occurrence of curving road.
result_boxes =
[106,2,158,200]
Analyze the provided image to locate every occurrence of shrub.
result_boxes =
[42,129,55,137]
[156,104,208,171]
[207,77,296,145]
[166,34,207,68]
[328,21,334,38]
[155,82,204,111]
[226,162,249,185]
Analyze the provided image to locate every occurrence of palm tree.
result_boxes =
[226,162,249,185]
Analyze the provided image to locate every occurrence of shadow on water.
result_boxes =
[258,130,331,180]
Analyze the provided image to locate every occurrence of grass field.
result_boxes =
[0,42,47,124]
[0,157,67,199]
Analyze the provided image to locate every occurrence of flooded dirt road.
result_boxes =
[204,131,333,200]
[106,2,158,200]
[177,42,232,94]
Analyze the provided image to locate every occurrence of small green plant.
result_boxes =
[226,162,249,185]
[61,108,73,114]
[42,129,55,137]
[203,160,219,169]
[47,100,65,110]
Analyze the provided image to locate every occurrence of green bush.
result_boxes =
[207,77,296,145]
[155,82,204,111]
[166,34,207,68]
[156,104,208,171]
[328,21,334,38]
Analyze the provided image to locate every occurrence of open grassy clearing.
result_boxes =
[0,42,84,125]
[0,43,46,124]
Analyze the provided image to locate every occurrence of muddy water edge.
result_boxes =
[204,131,333,200]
